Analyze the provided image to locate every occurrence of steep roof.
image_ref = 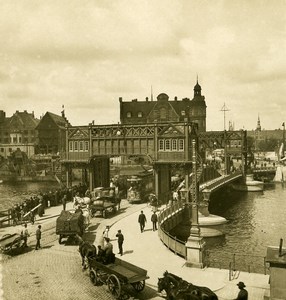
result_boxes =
[0,111,39,129]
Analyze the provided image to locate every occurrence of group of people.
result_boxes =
[138,210,158,232]
[20,224,42,250]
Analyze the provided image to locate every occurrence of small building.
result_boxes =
[0,110,39,159]
[35,111,70,155]
[119,80,207,132]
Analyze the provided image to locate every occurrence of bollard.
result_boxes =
[279,238,283,257]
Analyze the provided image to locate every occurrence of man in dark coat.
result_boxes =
[235,281,248,300]
[35,225,42,250]
[151,211,158,231]
[115,229,124,256]
[138,211,147,233]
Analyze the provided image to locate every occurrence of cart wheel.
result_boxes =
[107,274,121,298]
[58,235,62,244]
[131,280,145,292]
[89,269,98,286]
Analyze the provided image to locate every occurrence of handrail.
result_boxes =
[158,202,187,258]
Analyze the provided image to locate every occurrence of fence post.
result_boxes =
[229,262,232,281]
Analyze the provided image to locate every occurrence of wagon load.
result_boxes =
[56,210,84,244]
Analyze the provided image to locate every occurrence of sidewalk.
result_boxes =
[105,204,270,300]
[0,200,270,300]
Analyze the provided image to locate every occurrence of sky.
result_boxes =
[0,0,286,131]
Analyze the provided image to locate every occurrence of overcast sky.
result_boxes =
[1,0,285,131]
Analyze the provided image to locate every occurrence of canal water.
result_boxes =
[170,182,286,273]
[0,181,60,211]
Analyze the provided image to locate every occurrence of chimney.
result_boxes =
[119,97,122,103]
[174,96,178,101]
[146,97,149,101]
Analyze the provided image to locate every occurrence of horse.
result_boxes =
[157,276,200,300]
[76,235,97,270]
[158,271,218,300]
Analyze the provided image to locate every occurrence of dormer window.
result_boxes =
[127,112,132,118]
[138,112,143,118]
[181,110,185,116]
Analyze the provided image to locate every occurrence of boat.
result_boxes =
[231,174,264,192]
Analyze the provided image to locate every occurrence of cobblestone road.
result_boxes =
[1,201,161,300]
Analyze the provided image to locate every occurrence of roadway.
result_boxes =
[0,199,270,300]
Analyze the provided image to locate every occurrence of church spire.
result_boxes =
[194,76,201,97]
[256,114,261,131]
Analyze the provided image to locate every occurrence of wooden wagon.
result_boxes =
[88,257,149,299]
[0,233,24,253]
[56,210,85,244]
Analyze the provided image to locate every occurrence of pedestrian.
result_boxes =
[234,281,248,300]
[151,211,158,231]
[116,229,124,256]
[30,210,35,225]
[35,225,42,250]
[138,210,147,233]
[22,224,30,247]
[62,194,67,211]
[103,237,114,263]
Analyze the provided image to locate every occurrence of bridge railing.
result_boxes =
[205,250,269,276]
[158,202,186,258]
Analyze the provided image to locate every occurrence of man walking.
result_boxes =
[62,194,67,211]
[234,281,248,300]
[116,229,124,256]
[151,211,158,231]
[138,211,147,233]
[35,225,42,250]
[22,224,30,247]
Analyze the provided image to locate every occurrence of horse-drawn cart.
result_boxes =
[56,210,85,244]
[88,257,149,299]
[0,233,25,253]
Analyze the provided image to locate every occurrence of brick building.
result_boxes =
[0,110,39,159]
[35,111,70,155]
[119,80,207,132]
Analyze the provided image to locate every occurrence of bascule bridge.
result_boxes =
[62,121,248,206]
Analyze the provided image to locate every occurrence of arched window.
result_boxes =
[159,139,164,151]
[127,112,132,118]
[138,111,143,118]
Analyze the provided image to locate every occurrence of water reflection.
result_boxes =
[171,183,286,272]
[0,181,60,211]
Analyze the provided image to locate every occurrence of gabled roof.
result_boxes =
[1,111,39,129]
[36,112,71,130]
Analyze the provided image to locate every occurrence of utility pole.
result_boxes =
[220,103,230,131]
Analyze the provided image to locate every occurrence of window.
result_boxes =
[181,110,185,116]
[159,140,164,151]
[127,112,132,118]
[19,137,22,143]
[69,141,73,151]
[165,139,171,151]
[179,139,184,151]
[74,141,78,151]
[138,111,143,118]
[160,108,167,119]
[79,141,84,151]
[172,139,178,151]
[13,137,17,143]
[85,141,89,151]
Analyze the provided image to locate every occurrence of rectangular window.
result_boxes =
[69,141,73,151]
[79,141,84,151]
[172,139,177,151]
[159,140,164,151]
[179,139,184,151]
[19,137,22,143]
[13,137,17,143]
[165,139,171,151]
[74,141,78,151]
[85,141,89,151]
